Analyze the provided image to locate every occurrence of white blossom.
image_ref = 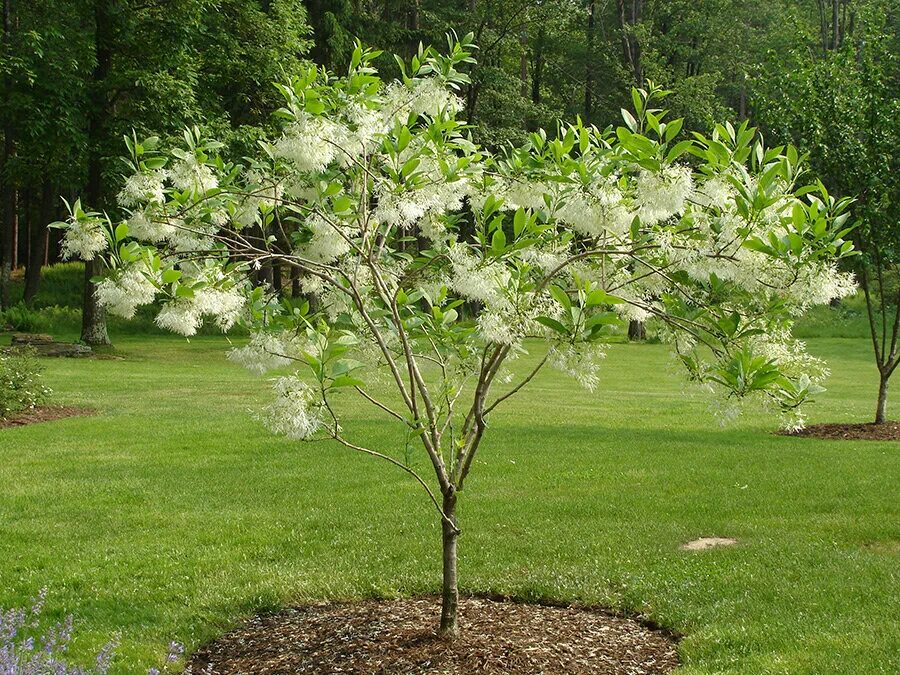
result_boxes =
[126,210,175,243]
[61,219,106,261]
[118,171,166,207]
[154,284,244,336]
[95,265,158,319]
[549,342,606,391]
[155,300,203,336]
[447,245,510,307]
[635,164,693,225]
[275,113,349,172]
[229,332,297,375]
[169,156,218,193]
[261,375,323,440]
[297,214,352,264]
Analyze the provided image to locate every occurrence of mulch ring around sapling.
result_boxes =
[779,421,900,441]
[186,596,679,674]
[0,406,95,430]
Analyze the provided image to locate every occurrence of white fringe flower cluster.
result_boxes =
[548,342,607,391]
[228,332,298,375]
[155,282,244,337]
[275,112,349,172]
[118,171,166,207]
[60,218,106,261]
[95,265,158,319]
[635,164,693,225]
[261,375,324,440]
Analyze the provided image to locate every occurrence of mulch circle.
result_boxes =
[780,421,900,441]
[0,405,95,430]
[186,596,679,674]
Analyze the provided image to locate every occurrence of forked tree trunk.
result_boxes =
[876,372,889,424]
[439,491,459,637]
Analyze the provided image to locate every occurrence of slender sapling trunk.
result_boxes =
[439,490,459,638]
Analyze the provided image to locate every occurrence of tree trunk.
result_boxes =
[584,0,595,122]
[875,372,889,424]
[290,266,300,297]
[439,491,459,638]
[24,183,51,305]
[0,0,13,309]
[81,258,110,345]
[81,0,113,344]
[628,319,646,341]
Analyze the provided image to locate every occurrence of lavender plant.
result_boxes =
[57,36,857,635]
[0,590,184,674]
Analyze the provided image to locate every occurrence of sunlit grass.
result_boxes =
[0,334,896,673]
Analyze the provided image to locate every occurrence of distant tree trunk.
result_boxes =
[0,182,14,310]
[290,266,300,298]
[831,0,840,50]
[616,0,643,84]
[81,0,113,345]
[24,182,52,305]
[272,260,283,294]
[628,319,646,341]
[0,0,14,309]
[584,0,595,122]
[519,30,528,99]
[439,491,459,637]
[860,259,900,424]
[531,28,544,106]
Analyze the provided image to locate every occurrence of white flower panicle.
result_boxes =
[118,171,166,207]
[126,210,175,243]
[95,265,158,319]
[261,375,323,440]
[61,218,107,261]
[275,112,348,172]
[635,164,693,225]
[447,245,510,307]
[549,342,606,392]
[297,214,353,264]
[155,283,244,337]
[228,332,296,375]
[169,157,218,193]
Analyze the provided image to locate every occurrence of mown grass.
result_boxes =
[0,334,897,673]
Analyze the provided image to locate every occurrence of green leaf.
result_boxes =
[331,375,365,389]
[162,269,182,284]
[491,227,506,254]
[535,316,568,334]
[665,118,683,142]
[549,285,571,310]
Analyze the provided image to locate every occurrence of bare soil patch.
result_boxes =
[0,405,95,430]
[681,537,737,551]
[780,421,900,441]
[186,596,679,674]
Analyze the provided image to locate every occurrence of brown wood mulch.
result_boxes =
[186,596,679,675]
[780,421,900,441]
[0,405,95,430]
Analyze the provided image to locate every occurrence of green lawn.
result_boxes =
[0,335,897,673]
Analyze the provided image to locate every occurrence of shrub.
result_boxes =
[0,349,52,419]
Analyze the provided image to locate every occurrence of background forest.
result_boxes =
[0,0,897,345]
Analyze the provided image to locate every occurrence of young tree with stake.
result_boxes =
[58,36,857,636]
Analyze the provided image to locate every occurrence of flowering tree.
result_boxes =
[58,36,856,636]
